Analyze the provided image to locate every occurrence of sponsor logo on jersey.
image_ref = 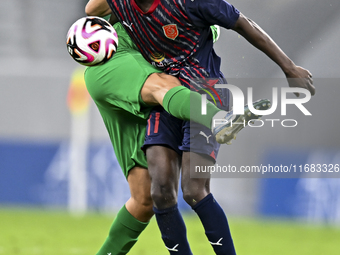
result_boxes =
[162,24,179,40]
[149,52,165,63]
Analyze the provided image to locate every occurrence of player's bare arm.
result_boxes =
[232,13,315,96]
[86,0,119,25]
[85,0,112,17]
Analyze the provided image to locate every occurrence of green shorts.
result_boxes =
[84,22,161,178]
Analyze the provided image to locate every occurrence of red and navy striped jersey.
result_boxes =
[107,0,239,90]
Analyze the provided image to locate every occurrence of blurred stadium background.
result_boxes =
[1,0,340,254]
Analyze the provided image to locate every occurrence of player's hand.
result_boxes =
[284,66,315,97]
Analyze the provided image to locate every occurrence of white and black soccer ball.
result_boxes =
[66,16,118,66]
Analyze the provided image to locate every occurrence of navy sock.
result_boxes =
[192,193,236,255]
[154,204,193,255]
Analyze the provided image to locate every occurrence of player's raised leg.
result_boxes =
[142,72,271,145]
[212,98,271,144]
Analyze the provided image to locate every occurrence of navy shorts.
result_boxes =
[142,85,230,161]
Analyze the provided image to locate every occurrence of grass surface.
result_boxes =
[0,207,339,255]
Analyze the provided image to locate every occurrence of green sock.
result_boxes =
[162,86,222,129]
[96,205,149,255]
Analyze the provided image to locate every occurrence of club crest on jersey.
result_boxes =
[162,24,179,40]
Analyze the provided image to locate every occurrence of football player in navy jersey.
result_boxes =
[86,1,315,255]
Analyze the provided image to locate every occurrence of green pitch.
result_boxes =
[0,207,339,255]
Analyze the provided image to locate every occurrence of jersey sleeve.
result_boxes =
[185,0,240,29]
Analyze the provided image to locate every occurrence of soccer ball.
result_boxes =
[66,16,118,66]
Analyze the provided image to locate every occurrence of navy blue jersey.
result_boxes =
[107,0,239,90]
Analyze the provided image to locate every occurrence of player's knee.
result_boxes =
[160,73,181,85]
[152,73,182,91]
[149,169,178,208]
[151,184,178,209]
[137,199,154,219]
[127,195,154,221]
[133,193,153,210]
[182,188,201,206]
[182,180,209,207]
[146,146,180,208]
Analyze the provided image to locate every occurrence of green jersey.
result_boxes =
[84,22,219,176]
[84,22,161,177]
